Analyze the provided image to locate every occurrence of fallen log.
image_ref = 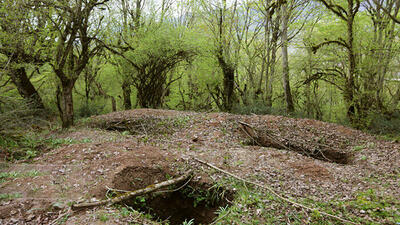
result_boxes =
[238,121,351,164]
[72,170,192,209]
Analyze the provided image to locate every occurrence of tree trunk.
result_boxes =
[60,80,75,129]
[222,61,235,111]
[122,79,132,110]
[111,96,117,112]
[266,41,277,107]
[10,67,45,109]
[345,1,357,127]
[281,3,294,113]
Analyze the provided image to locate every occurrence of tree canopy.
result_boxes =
[1,0,400,131]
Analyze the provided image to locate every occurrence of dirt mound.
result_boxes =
[1,109,399,224]
[113,166,172,191]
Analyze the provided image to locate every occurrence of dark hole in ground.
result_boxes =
[113,166,234,224]
[122,182,233,225]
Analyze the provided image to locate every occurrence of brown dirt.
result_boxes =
[0,109,399,224]
[289,161,332,180]
[112,166,172,191]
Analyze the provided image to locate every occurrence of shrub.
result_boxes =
[367,111,400,138]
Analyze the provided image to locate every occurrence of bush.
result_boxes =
[231,100,274,115]
[0,97,48,160]
[76,98,107,119]
[367,111,400,138]
[0,97,46,135]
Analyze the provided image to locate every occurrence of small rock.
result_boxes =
[26,214,35,221]
[360,209,366,214]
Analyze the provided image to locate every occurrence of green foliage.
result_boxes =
[231,100,272,115]
[76,100,107,119]
[0,193,22,201]
[367,112,400,138]
[97,211,110,222]
[181,183,227,208]
[182,218,195,225]
[0,170,42,183]
[352,189,399,220]
[0,130,79,161]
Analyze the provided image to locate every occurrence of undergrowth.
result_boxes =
[0,133,84,161]
[207,179,399,225]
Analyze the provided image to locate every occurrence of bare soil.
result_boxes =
[0,109,399,224]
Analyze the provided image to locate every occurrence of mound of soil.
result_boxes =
[0,109,399,224]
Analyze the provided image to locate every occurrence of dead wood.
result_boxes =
[238,121,351,164]
[193,157,358,225]
[72,170,192,209]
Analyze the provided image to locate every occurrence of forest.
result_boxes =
[1,0,400,131]
[0,0,400,224]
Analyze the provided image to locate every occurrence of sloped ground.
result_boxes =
[0,109,399,224]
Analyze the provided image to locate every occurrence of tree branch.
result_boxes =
[316,0,347,20]
[312,40,349,53]
[72,170,192,209]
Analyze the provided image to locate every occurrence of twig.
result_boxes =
[49,207,72,225]
[238,121,263,146]
[106,185,130,193]
[72,170,192,209]
[209,210,230,225]
[153,174,192,194]
[193,158,358,225]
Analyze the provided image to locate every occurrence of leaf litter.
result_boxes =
[0,109,398,224]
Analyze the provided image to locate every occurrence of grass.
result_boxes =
[0,193,22,201]
[0,131,92,161]
[198,178,400,225]
[0,169,43,183]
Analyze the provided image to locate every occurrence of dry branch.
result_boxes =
[72,170,192,209]
[238,121,351,164]
[193,158,358,225]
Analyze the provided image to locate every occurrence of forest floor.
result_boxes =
[0,109,399,224]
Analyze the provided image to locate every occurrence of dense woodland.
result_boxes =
[1,1,400,224]
[1,0,400,133]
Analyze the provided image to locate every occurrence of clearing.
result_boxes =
[0,109,399,224]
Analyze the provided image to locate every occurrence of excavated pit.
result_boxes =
[113,166,233,225]
[239,123,353,164]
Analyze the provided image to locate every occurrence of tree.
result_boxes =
[281,2,295,113]
[313,0,361,126]
[257,0,282,107]
[0,0,48,109]
[362,0,400,113]
[42,0,108,128]
[201,0,239,111]
[118,0,144,110]
[123,25,196,108]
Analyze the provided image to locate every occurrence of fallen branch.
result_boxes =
[238,121,351,164]
[49,207,72,225]
[72,170,192,209]
[193,158,358,225]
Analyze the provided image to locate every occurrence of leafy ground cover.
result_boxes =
[0,109,399,224]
